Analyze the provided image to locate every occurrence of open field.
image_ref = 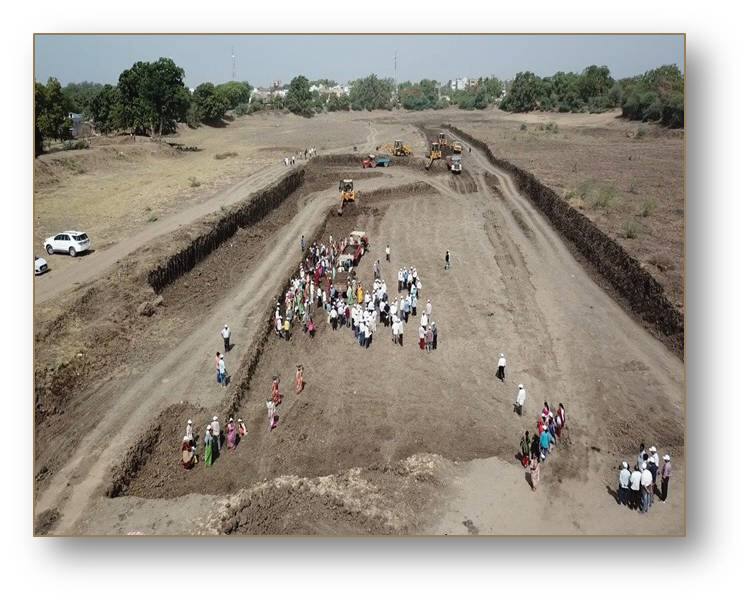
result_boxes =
[33,110,684,536]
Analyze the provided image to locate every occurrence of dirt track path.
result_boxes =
[34,169,415,535]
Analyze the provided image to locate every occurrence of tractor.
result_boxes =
[424,142,442,170]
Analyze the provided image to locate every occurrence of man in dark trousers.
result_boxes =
[444,249,451,270]
[221,324,231,353]
[300,235,305,253]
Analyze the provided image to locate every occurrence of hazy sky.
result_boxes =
[35,34,684,88]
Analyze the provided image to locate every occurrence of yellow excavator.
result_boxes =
[452,141,463,154]
[424,142,442,170]
[438,132,450,152]
[382,139,413,157]
[337,179,359,215]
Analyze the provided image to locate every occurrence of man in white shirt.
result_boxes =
[420,311,429,328]
[364,323,372,349]
[629,465,642,510]
[221,324,231,353]
[391,317,400,344]
[514,384,526,416]
[211,416,221,452]
[386,244,391,262]
[639,463,653,513]
[186,419,194,444]
[425,299,432,322]
[497,353,507,382]
[397,317,404,346]
[618,462,631,506]
[329,307,338,330]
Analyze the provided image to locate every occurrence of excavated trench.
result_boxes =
[105,167,425,498]
[441,123,684,356]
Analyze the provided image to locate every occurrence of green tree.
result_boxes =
[500,71,544,112]
[286,75,314,116]
[578,65,614,105]
[62,81,104,116]
[88,84,122,134]
[216,81,252,108]
[36,77,72,144]
[350,74,394,111]
[117,58,190,136]
[193,82,230,123]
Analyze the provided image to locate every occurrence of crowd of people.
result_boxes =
[617,444,672,512]
[518,400,567,491]
[283,147,317,167]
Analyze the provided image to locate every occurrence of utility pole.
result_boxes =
[231,46,237,81]
[394,50,398,103]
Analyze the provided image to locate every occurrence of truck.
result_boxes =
[446,154,462,174]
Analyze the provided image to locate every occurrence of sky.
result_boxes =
[34,34,684,88]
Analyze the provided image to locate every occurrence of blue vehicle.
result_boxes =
[375,155,391,167]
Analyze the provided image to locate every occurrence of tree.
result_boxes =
[500,71,544,112]
[62,81,104,116]
[286,75,314,117]
[35,77,72,145]
[349,74,394,111]
[193,82,230,123]
[117,58,190,136]
[88,84,122,134]
[578,65,614,105]
[216,81,252,109]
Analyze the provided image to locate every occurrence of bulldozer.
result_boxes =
[382,139,413,157]
[337,179,358,215]
[438,132,450,152]
[424,142,443,170]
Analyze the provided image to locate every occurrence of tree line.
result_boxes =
[35,59,684,155]
[500,64,684,128]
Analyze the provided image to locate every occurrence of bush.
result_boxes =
[214,151,238,160]
[234,103,249,116]
[623,221,640,239]
[520,123,527,131]
[640,199,657,217]
[544,121,559,133]
[62,139,90,151]
[188,176,200,187]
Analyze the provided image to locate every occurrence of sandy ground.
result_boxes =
[33,111,684,536]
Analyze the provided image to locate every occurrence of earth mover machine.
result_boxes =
[452,141,463,154]
[437,132,450,152]
[382,139,413,157]
[337,179,358,215]
[424,142,442,170]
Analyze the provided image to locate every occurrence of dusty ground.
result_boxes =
[423,109,684,308]
[33,110,685,536]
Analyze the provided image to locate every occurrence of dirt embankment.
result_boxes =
[443,124,684,355]
[147,168,305,292]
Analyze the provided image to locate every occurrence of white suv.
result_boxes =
[43,231,91,257]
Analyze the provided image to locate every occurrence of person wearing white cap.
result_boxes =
[496,353,507,382]
[186,419,194,444]
[420,311,428,329]
[539,423,551,460]
[639,462,653,513]
[660,455,672,502]
[386,243,390,262]
[629,463,642,510]
[514,384,526,416]
[221,324,231,353]
[181,435,197,469]
[211,416,221,453]
[618,462,631,506]
[425,299,432,323]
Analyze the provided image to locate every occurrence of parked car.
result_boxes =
[43,231,91,257]
[34,256,48,275]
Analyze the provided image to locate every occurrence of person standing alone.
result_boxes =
[386,243,391,262]
[221,324,231,353]
[496,353,506,382]
[660,455,672,502]
[444,249,451,270]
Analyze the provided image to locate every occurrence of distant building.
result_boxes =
[449,77,469,91]
[67,112,93,138]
